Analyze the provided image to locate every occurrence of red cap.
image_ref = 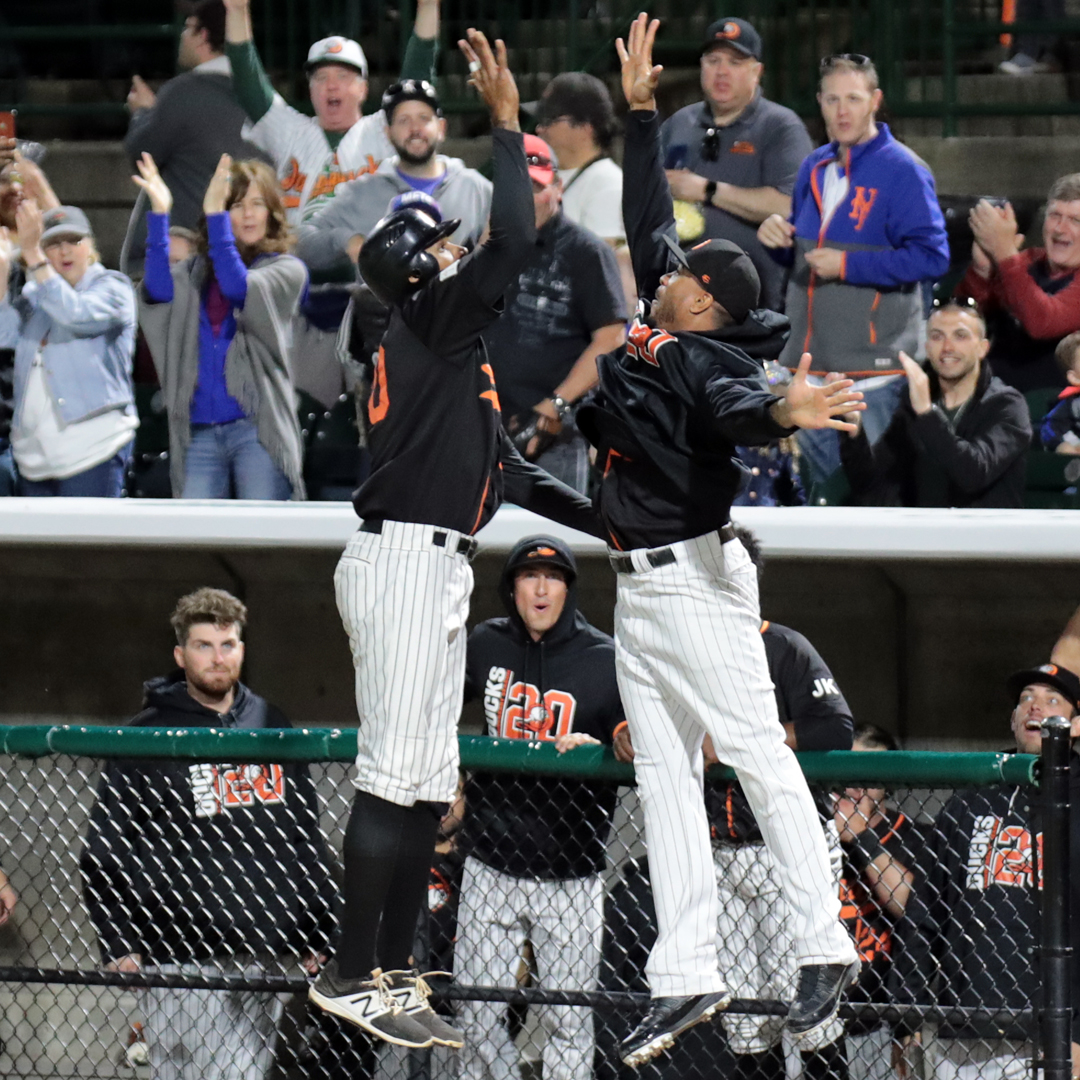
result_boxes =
[523,133,557,185]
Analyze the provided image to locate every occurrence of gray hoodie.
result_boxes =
[295,154,493,275]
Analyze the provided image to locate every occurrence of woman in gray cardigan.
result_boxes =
[136,152,307,499]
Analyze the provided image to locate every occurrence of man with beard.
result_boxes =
[575,16,862,1066]
[296,80,492,276]
[81,587,337,1080]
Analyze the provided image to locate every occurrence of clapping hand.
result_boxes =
[898,351,932,415]
[616,13,663,110]
[132,152,173,215]
[203,154,234,215]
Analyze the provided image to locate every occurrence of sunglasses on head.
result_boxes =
[819,53,873,71]
[931,295,981,315]
[701,128,721,163]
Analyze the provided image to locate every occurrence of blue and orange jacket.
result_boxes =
[773,123,950,375]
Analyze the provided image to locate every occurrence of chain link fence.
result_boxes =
[0,727,1065,1080]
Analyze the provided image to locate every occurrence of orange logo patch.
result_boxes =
[327,40,343,53]
[849,186,878,231]
[530,547,557,558]
[732,141,756,155]
[718,21,741,39]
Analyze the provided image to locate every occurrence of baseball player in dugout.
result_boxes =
[222,0,440,226]
[307,30,599,1052]
[80,588,337,1080]
[454,536,625,1079]
[572,15,864,1067]
[890,663,1080,1080]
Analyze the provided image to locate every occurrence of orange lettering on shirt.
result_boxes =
[281,157,306,194]
[368,345,389,425]
[499,682,577,739]
[849,187,878,231]
[626,319,675,367]
[308,155,380,202]
[731,141,756,155]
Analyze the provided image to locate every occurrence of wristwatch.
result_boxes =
[550,394,574,422]
[703,179,717,206]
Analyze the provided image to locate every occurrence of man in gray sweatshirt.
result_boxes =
[296,80,492,278]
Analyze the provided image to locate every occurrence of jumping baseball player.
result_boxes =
[223,0,440,225]
[574,15,862,1066]
[455,536,624,1080]
[307,30,599,1052]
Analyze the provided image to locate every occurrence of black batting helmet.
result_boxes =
[381,79,441,123]
[357,206,461,306]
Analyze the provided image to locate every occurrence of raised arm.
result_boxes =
[224,0,276,125]
[615,15,675,301]
[202,154,249,306]
[401,0,440,82]
[132,152,175,303]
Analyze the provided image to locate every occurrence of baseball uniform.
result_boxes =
[454,537,623,1080]
[575,107,858,1006]
[80,672,337,1080]
[709,622,853,1059]
[226,34,436,226]
[316,128,600,1043]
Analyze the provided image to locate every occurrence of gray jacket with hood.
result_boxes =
[295,154,493,275]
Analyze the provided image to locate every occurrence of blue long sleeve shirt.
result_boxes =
[144,212,248,424]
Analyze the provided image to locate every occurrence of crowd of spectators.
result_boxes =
[0,0,1076,505]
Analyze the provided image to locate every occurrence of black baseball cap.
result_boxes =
[504,536,577,584]
[1007,663,1080,711]
[703,18,763,61]
[382,79,441,123]
[661,235,761,323]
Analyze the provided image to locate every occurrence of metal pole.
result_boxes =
[1039,715,1072,1080]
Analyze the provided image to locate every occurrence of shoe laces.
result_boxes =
[364,967,404,1014]
[407,970,452,1007]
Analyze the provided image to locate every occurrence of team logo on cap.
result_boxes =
[718,21,742,39]
[327,39,344,52]
[529,547,557,558]
[1040,664,1060,676]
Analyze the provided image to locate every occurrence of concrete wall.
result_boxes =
[0,544,1074,746]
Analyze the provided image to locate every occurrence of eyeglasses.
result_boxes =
[701,128,721,162]
[525,153,554,170]
[819,53,873,71]
[537,115,578,128]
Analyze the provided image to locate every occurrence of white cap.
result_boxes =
[305,36,368,78]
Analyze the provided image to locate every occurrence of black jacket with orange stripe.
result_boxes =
[576,109,793,552]
[705,621,853,844]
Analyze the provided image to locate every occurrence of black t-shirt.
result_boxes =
[484,212,626,418]
[986,259,1072,393]
[706,621,853,844]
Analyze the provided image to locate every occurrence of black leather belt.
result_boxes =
[609,523,737,574]
[360,518,478,559]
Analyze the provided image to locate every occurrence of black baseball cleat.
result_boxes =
[787,960,861,1042]
[620,990,731,1068]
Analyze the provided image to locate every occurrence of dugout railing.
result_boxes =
[0,723,1068,1080]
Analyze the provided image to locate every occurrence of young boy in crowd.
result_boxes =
[1041,330,1080,454]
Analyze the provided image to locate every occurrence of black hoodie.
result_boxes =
[840,357,1031,508]
[461,537,624,880]
[80,672,338,965]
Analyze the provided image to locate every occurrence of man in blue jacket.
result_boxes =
[758,53,950,484]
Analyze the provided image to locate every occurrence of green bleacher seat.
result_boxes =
[1023,449,1080,509]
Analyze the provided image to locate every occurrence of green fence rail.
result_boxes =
[0,724,1040,786]
[3,0,1080,134]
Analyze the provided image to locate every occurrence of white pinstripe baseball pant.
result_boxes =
[334,520,473,807]
[138,961,285,1080]
[612,530,857,998]
[714,829,846,1054]
[454,855,602,1080]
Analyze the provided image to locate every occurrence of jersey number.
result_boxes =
[368,346,389,425]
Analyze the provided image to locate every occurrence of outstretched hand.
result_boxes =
[132,152,173,215]
[459,29,519,131]
[203,154,234,215]
[771,353,865,432]
[616,13,662,110]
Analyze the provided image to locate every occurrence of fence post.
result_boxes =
[1039,715,1072,1080]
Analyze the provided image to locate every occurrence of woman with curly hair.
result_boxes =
[136,152,308,499]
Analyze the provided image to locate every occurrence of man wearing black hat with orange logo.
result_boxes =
[575,17,864,1067]
[660,15,812,312]
[891,662,1080,1080]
